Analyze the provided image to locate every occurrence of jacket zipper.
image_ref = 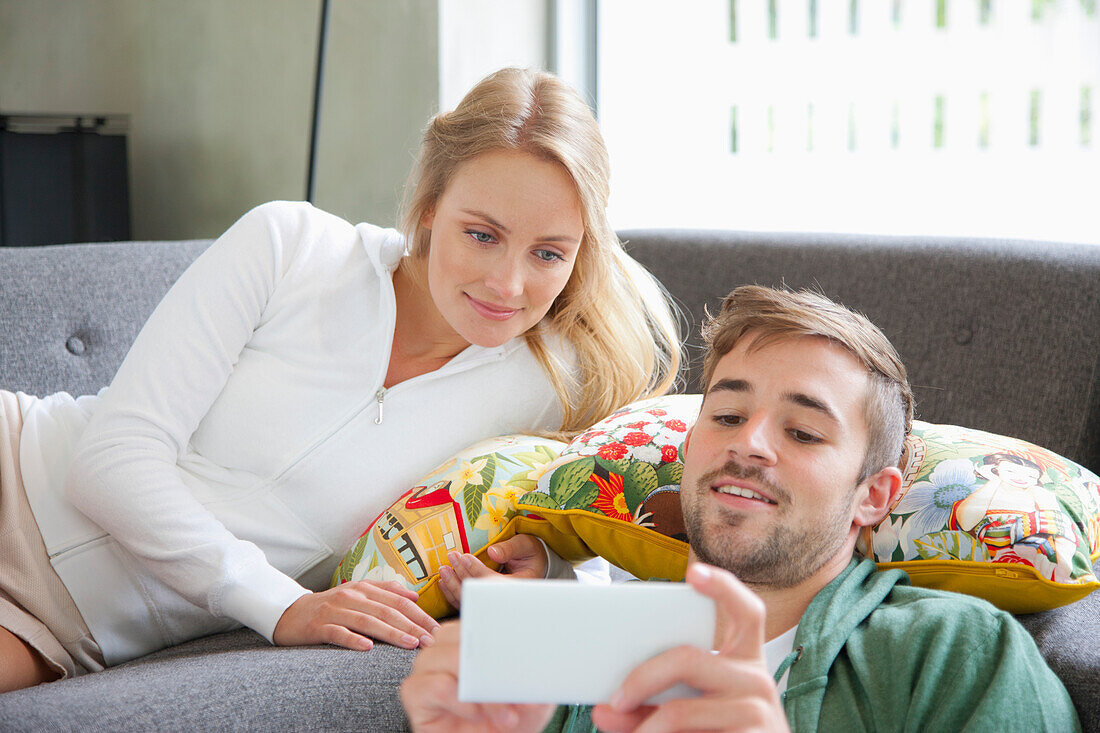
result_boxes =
[375,387,386,424]
[371,347,510,426]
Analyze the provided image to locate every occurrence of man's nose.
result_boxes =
[727,414,778,466]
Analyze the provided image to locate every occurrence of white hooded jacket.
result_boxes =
[18,201,566,665]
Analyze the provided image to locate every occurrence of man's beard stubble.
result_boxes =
[682,459,855,590]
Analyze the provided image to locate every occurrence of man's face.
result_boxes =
[680,333,873,590]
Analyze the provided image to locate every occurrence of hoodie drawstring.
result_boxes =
[775,644,804,703]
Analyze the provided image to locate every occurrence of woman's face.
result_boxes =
[422,149,584,349]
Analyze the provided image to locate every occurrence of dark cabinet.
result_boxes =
[0,114,131,246]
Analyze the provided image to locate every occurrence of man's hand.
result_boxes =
[272,580,439,651]
[591,563,791,733]
[438,533,549,609]
[400,621,557,733]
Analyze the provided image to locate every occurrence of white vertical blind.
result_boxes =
[598,0,1100,244]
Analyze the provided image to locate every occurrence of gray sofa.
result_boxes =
[1,231,1098,731]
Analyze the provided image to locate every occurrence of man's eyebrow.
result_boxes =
[708,379,841,424]
[460,209,579,244]
[707,378,751,395]
[785,392,840,424]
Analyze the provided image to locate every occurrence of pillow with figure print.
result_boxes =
[331,434,567,619]
[856,420,1100,613]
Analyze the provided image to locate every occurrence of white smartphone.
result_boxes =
[457,578,716,705]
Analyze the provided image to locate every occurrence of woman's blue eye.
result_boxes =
[467,230,494,243]
[534,249,564,263]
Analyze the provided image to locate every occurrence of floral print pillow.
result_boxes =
[330,434,567,618]
[857,420,1100,612]
[514,394,702,581]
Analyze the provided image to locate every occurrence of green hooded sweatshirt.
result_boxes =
[543,558,1080,732]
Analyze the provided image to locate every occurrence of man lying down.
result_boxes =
[399,285,1080,733]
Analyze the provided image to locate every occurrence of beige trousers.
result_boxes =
[0,390,104,678]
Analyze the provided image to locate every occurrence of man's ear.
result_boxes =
[852,466,903,528]
[682,425,693,455]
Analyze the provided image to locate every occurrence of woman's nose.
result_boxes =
[484,256,524,300]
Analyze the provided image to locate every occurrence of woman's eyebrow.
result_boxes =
[461,209,509,233]
[460,208,579,245]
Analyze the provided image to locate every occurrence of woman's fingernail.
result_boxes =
[419,634,434,648]
[610,690,626,711]
[402,634,419,648]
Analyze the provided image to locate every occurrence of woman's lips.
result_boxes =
[466,294,519,321]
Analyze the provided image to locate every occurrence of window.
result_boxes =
[597,0,1100,244]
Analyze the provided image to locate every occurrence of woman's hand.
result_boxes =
[400,621,556,733]
[590,563,790,733]
[272,580,440,651]
[437,534,549,609]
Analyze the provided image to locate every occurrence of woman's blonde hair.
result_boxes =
[399,67,680,437]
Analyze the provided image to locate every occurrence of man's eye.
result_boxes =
[790,429,822,444]
[714,414,744,427]
[467,230,494,243]
[534,249,564,263]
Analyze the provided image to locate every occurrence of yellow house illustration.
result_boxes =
[371,480,470,585]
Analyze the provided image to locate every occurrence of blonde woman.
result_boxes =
[0,67,680,692]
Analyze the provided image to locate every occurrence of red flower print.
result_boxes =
[661,445,678,463]
[665,419,688,432]
[598,443,629,460]
[589,472,633,522]
[992,551,1034,569]
[623,420,650,430]
[622,431,652,447]
[579,429,606,444]
[647,409,667,417]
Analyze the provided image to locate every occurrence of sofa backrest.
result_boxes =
[0,240,211,398]
[1,232,1097,472]
[622,230,1100,473]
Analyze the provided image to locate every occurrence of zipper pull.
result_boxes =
[375,387,386,425]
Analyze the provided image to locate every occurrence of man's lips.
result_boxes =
[466,294,520,321]
[711,480,777,505]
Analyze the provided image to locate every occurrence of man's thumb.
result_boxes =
[486,541,509,563]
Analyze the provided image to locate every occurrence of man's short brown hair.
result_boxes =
[701,285,914,483]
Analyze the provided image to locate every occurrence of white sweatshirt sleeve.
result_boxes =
[537,540,612,584]
[66,202,319,642]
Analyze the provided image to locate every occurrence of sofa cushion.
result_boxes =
[0,628,415,731]
[1016,559,1100,733]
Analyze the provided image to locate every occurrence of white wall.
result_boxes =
[438,0,550,112]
